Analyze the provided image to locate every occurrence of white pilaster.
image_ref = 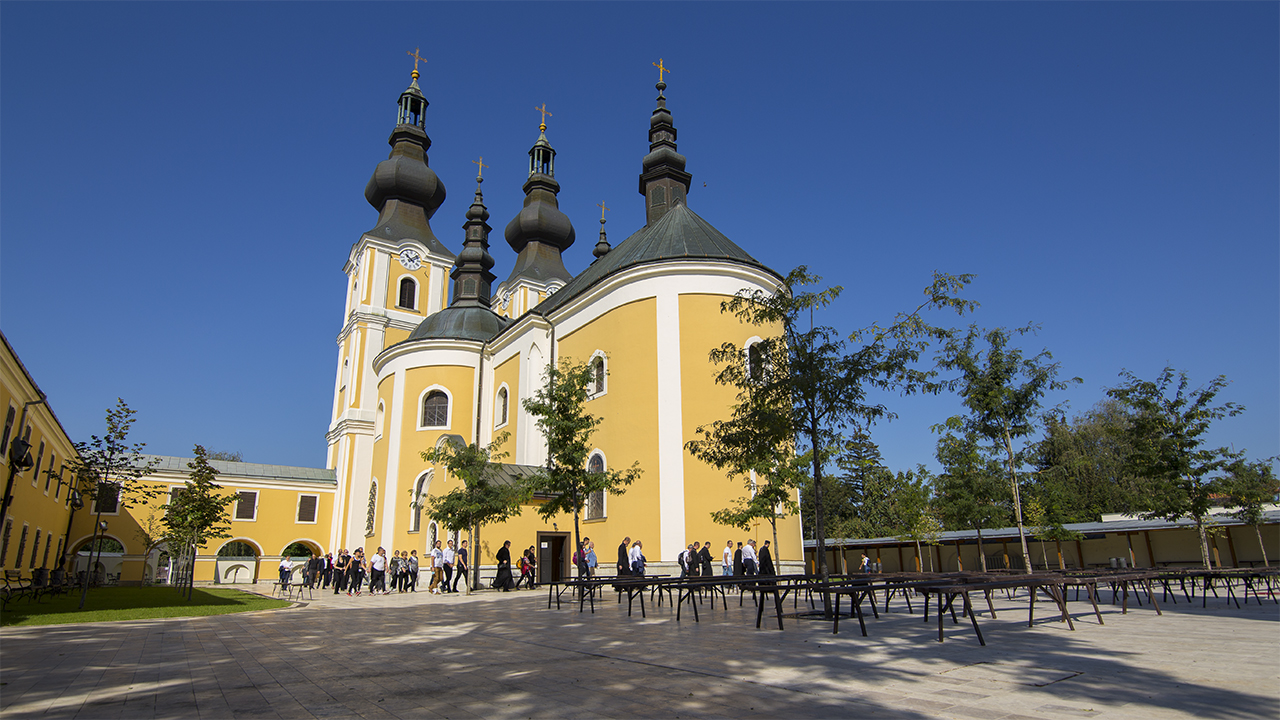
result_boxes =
[655,291,685,560]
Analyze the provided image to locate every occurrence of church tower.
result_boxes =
[327,57,454,546]
[492,109,576,319]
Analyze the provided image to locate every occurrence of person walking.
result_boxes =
[742,540,759,576]
[699,541,713,577]
[733,542,745,577]
[333,549,349,595]
[322,553,334,589]
[407,549,420,592]
[585,540,598,577]
[493,540,515,591]
[629,540,646,576]
[452,541,468,593]
[759,540,776,576]
[369,547,387,594]
[722,541,734,576]
[428,541,444,594]
[442,540,456,593]
[617,537,632,576]
[347,548,365,596]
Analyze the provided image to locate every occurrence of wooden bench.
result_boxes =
[2,569,36,606]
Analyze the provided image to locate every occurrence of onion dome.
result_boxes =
[502,109,575,284]
[406,173,511,343]
[362,67,450,256]
[638,71,693,227]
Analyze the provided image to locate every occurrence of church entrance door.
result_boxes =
[537,532,570,584]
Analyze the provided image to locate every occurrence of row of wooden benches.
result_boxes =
[1,568,83,607]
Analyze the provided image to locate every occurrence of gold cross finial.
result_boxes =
[597,201,610,222]
[407,47,427,79]
[473,156,489,178]
[535,103,552,132]
[653,58,670,83]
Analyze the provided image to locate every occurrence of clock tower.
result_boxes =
[326,61,455,547]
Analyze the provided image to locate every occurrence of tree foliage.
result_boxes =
[1031,399,1145,522]
[164,445,237,599]
[937,325,1079,573]
[707,267,975,595]
[522,359,641,557]
[1219,458,1278,567]
[1106,367,1243,568]
[933,423,1009,571]
[420,432,526,587]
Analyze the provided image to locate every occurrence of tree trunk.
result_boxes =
[976,528,987,572]
[914,540,922,572]
[808,415,832,618]
[1056,540,1064,571]
[472,524,482,591]
[1001,427,1033,574]
[1195,516,1212,569]
[770,516,780,564]
[1256,525,1270,567]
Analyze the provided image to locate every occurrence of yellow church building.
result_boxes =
[325,64,802,580]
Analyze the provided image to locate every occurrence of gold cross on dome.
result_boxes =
[535,103,553,131]
[597,201,610,221]
[406,47,427,77]
[473,156,489,178]
[653,58,671,83]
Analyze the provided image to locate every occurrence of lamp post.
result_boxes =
[57,470,87,570]
[78,518,108,609]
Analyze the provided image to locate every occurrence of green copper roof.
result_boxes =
[533,202,778,315]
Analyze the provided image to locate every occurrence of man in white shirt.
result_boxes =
[742,539,758,576]
[428,541,444,594]
[442,541,456,593]
[369,547,388,594]
[722,541,733,576]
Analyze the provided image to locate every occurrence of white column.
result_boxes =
[380,369,406,551]
[655,291,685,560]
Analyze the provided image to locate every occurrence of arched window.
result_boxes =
[586,453,605,520]
[593,358,605,394]
[421,391,449,428]
[410,472,431,533]
[398,277,418,310]
[588,352,607,398]
[365,481,378,537]
[428,522,438,548]
[747,342,765,382]
[495,387,509,428]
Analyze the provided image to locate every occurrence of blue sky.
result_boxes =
[2,2,1276,474]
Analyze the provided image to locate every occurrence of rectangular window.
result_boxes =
[587,490,605,520]
[94,483,120,514]
[0,518,11,566]
[235,491,258,521]
[45,452,55,494]
[29,529,40,569]
[296,494,318,524]
[0,406,14,458]
[15,525,28,569]
[55,537,64,567]
[31,441,45,487]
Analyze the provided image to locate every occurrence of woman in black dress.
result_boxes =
[493,541,516,591]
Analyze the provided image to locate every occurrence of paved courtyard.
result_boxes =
[1,581,1277,719]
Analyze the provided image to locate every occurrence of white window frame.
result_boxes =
[416,385,453,430]
[234,490,259,522]
[744,336,767,382]
[587,350,608,400]
[494,383,511,430]
[295,494,319,524]
[409,471,432,533]
[395,273,420,311]
[585,450,607,521]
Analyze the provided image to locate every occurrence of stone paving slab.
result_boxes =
[1,583,1277,719]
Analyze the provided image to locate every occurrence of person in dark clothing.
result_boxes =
[733,542,745,577]
[699,542,714,577]
[332,550,349,594]
[759,540,776,576]
[493,541,516,591]
[617,537,632,576]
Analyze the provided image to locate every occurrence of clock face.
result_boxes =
[398,249,422,270]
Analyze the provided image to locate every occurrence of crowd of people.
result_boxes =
[277,539,471,597]
[278,534,786,597]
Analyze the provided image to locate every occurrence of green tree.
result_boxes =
[206,449,244,462]
[1032,400,1146,522]
[1106,368,1244,569]
[933,424,1009,571]
[164,445,237,600]
[704,267,975,604]
[522,359,642,560]
[70,398,159,608]
[1219,458,1277,567]
[1023,490,1082,570]
[420,433,527,588]
[937,325,1079,574]
[899,508,943,572]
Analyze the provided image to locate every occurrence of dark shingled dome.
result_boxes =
[406,305,512,343]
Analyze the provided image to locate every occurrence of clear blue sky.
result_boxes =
[2,3,1276,474]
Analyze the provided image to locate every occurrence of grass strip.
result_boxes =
[1,587,291,627]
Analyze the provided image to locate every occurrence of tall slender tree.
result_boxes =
[937,325,1079,574]
[164,444,237,600]
[419,433,526,589]
[932,423,1009,571]
[1108,367,1245,568]
[70,398,158,608]
[1219,458,1278,567]
[523,359,642,561]
[699,267,975,616]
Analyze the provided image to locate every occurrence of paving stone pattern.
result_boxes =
[1,583,1277,719]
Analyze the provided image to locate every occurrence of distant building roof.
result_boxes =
[141,455,336,485]
[804,508,1280,549]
